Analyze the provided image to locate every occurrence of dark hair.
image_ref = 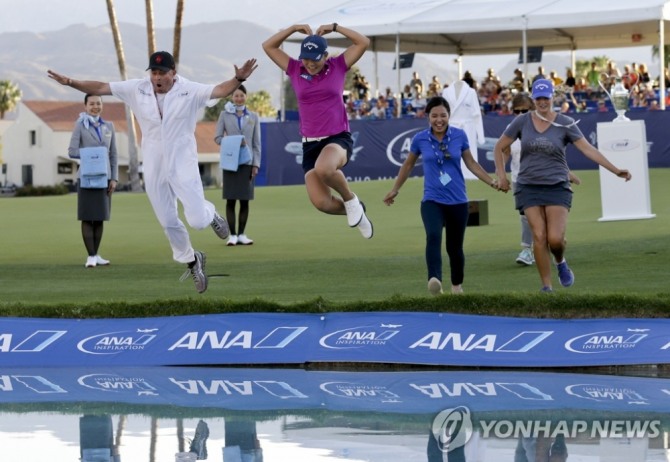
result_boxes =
[84,94,101,104]
[511,93,533,108]
[236,84,247,94]
[425,96,450,115]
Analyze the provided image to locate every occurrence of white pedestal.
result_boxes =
[599,437,648,462]
[596,120,655,221]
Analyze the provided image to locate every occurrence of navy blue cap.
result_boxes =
[299,35,327,61]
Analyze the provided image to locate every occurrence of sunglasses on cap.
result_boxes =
[513,108,529,114]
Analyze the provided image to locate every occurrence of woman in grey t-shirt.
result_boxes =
[493,79,631,293]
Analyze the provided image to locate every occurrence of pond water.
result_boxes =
[1,366,669,461]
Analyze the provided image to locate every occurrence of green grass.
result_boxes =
[0,169,669,317]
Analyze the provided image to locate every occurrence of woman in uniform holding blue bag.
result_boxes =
[68,94,118,268]
[214,84,261,246]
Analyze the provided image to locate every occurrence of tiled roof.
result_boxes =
[23,100,219,153]
[194,121,219,154]
[24,100,132,133]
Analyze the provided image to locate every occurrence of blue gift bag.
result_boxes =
[79,146,108,189]
[220,135,244,171]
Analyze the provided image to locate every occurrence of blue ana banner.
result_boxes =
[258,111,670,186]
[1,312,669,367]
[1,366,669,417]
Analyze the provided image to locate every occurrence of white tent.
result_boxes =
[295,0,670,107]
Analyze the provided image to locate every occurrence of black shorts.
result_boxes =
[301,131,353,173]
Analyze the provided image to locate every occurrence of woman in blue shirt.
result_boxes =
[384,96,499,295]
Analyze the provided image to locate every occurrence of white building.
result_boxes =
[0,101,221,189]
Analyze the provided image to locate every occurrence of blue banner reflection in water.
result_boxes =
[2,368,669,461]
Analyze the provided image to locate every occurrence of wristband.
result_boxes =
[333,23,338,32]
[235,76,246,83]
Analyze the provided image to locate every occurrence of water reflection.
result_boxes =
[1,367,669,461]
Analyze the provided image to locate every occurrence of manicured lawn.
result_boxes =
[0,169,668,316]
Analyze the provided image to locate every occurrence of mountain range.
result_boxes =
[0,21,457,106]
[0,20,585,109]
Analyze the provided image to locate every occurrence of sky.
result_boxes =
[0,0,656,82]
[0,0,340,34]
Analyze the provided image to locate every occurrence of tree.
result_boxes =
[282,79,298,111]
[575,56,609,79]
[651,45,670,69]
[105,0,142,192]
[144,0,156,55]
[173,0,185,66]
[202,90,277,121]
[247,90,276,118]
[0,80,21,119]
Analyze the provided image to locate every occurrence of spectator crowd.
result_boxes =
[344,61,670,120]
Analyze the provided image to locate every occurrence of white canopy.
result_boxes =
[294,0,669,107]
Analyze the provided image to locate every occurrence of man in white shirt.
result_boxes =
[48,51,257,293]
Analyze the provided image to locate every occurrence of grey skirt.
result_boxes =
[222,165,255,201]
[514,181,572,212]
[77,180,111,221]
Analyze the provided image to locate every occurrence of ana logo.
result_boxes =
[432,406,474,453]
[0,330,67,353]
[77,329,158,355]
[565,328,648,354]
[565,383,648,404]
[608,139,640,151]
[319,324,402,349]
[386,128,424,166]
[78,372,158,395]
[320,381,401,402]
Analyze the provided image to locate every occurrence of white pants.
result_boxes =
[145,163,215,264]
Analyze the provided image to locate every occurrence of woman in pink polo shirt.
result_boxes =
[263,23,373,239]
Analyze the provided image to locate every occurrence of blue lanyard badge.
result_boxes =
[431,136,452,186]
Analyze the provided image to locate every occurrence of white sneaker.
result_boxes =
[516,247,535,266]
[85,256,97,268]
[356,204,373,239]
[95,255,110,266]
[427,277,443,295]
[451,285,464,295]
[237,234,254,245]
[226,235,238,246]
[344,194,364,227]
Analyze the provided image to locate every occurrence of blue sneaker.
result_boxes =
[540,286,554,293]
[556,261,574,287]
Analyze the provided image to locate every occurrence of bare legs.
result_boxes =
[524,205,569,289]
[304,143,353,214]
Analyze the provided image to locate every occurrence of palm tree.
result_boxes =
[173,0,185,66]
[651,45,669,69]
[0,80,22,119]
[145,0,156,54]
[105,0,142,192]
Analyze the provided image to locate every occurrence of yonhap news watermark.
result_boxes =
[431,406,661,452]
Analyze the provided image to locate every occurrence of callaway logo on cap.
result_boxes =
[532,79,554,99]
[299,35,328,61]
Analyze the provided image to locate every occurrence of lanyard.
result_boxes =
[430,131,452,167]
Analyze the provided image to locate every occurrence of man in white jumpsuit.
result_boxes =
[48,52,258,293]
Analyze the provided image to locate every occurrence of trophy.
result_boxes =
[600,73,636,122]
